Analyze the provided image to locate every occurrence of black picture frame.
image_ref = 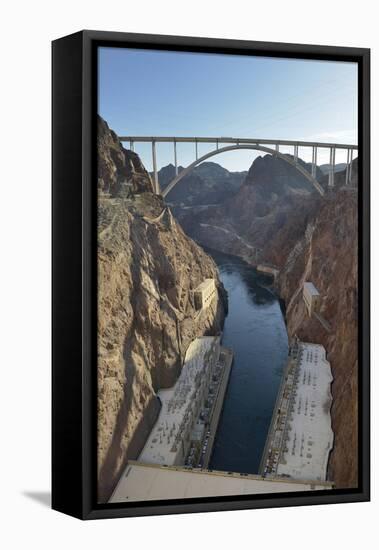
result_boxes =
[52,30,370,520]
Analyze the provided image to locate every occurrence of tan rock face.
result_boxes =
[97,119,226,502]
[178,154,322,265]
[97,116,154,196]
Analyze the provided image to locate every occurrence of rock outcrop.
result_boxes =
[98,116,154,196]
[97,117,226,502]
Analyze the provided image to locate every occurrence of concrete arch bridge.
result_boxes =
[119,136,358,198]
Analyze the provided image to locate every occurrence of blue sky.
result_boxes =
[98,47,358,171]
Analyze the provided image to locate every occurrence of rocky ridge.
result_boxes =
[178,154,322,264]
[157,161,247,205]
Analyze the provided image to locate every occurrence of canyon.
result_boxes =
[97,115,358,499]
[157,162,246,205]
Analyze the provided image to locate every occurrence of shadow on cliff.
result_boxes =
[97,328,161,504]
[98,231,163,504]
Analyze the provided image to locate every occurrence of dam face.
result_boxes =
[208,249,288,475]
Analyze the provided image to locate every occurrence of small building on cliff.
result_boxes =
[194,279,216,311]
[303,282,321,316]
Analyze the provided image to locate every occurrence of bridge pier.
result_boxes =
[129,140,134,152]
[349,150,354,183]
[328,147,336,187]
[174,140,178,176]
[195,139,198,160]
[311,146,317,178]
[346,149,354,185]
[294,144,298,164]
[152,140,159,194]
[275,143,279,156]
[346,149,351,185]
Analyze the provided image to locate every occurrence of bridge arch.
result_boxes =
[161,144,325,198]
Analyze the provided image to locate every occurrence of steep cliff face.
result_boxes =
[179,154,322,265]
[97,118,226,502]
[98,116,155,196]
[274,188,358,488]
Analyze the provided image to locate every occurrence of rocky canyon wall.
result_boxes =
[178,154,322,265]
[97,117,226,502]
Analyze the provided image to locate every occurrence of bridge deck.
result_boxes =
[119,136,358,150]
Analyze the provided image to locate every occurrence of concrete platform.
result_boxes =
[109,462,332,503]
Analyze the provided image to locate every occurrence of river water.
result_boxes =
[208,249,288,475]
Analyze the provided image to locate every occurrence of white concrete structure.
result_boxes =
[275,343,334,482]
[109,462,332,503]
[119,135,358,198]
[303,282,321,316]
[138,337,220,466]
[194,279,216,311]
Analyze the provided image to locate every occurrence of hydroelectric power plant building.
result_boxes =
[303,282,321,316]
[109,336,334,503]
[260,341,334,483]
[139,336,223,466]
[194,279,217,311]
